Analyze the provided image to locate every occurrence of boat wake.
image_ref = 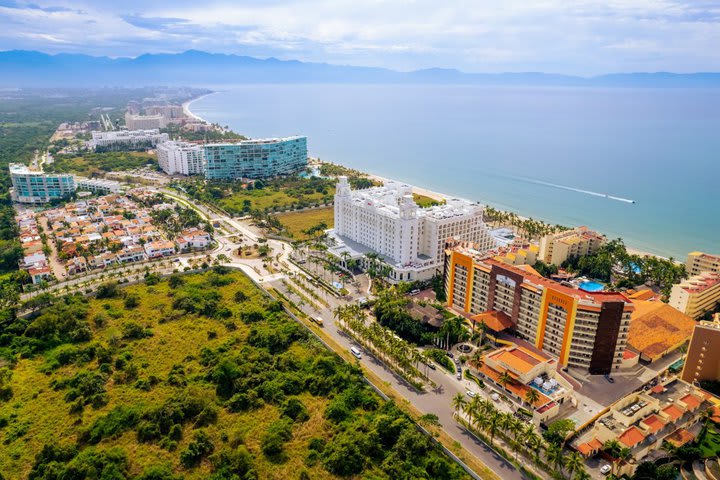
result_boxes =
[511,176,636,204]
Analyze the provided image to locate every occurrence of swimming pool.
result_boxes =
[579,281,605,292]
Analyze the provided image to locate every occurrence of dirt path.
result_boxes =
[38,215,66,280]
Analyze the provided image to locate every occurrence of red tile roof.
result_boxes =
[472,310,515,332]
[662,404,684,422]
[640,414,666,434]
[618,426,646,448]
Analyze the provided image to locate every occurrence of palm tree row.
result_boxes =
[334,303,428,387]
[451,394,590,480]
[484,206,570,241]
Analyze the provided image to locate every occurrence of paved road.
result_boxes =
[270,277,528,480]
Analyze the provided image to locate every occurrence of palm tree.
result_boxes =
[498,370,513,391]
[564,452,584,479]
[544,443,564,473]
[574,470,591,480]
[486,410,502,445]
[470,349,484,370]
[525,388,540,407]
[452,393,467,418]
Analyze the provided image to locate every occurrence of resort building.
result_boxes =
[330,177,495,282]
[203,136,307,180]
[574,378,710,476]
[494,244,539,267]
[686,251,720,276]
[89,129,169,152]
[156,141,205,175]
[9,163,75,204]
[538,226,605,266]
[75,178,121,195]
[124,112,167,130]
[626,299,695,363]
[669,272,720,319]
[477,344,575,424]
[681,318,720,385]
[444,244,634,374]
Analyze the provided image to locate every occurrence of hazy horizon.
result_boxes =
[1,1,719,75]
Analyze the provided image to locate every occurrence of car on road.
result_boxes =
[600,464,611,475]
[350,347,362,360]
[409,289,420,296]
[427,363,436,370]
[604,374,615,383]
[466,389,476,398]
[456,372,462,380]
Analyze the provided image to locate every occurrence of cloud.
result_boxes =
[0,0,718,74]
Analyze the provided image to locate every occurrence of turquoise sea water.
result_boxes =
[191,84,720,259]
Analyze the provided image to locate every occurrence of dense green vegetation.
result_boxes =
[0,268,468,479]
[177,175,336,216]
[561,238,686,297]
[46,151,157,176]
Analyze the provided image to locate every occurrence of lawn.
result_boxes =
[218,185,334,215]
[698,424,720,458]
[47,151,157,176]
[273,207,334,240]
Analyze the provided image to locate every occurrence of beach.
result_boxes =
[182,92,215,123]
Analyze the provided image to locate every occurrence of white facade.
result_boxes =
[156,141,205,175]
[90,130,169,151]
[125,112,167,130]
[75,178,121,194]
[331,176,494,282]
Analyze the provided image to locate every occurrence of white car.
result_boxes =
[466,390,477,398]
[600,464,611,475]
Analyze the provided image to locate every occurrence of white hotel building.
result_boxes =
[156,141,205,175]
[90,130,169,152]
[329,176,495,282]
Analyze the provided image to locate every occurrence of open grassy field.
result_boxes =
[273,207,334,240]
[0,269,469,480]
[47,151,157,176]
[218,185,334,215]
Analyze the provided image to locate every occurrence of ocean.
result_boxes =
[190,84,720,259]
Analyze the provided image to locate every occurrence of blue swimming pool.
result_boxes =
[579,281,605,292]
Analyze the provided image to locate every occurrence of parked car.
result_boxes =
[604,374,615,384]
[466,389,476,398]
[600,464,611,475]
[456,372,462,380]
[446,352,454,359]
[427,363,436,370]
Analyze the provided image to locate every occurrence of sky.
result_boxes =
[1,0,719,75]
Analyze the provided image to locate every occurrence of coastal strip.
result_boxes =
[182,91,216,123]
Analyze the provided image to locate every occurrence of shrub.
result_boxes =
[124,293,140,309]
[280,397,309,422]
[121,321,152,340]
[180,430,214,468]
[261,419,292,457]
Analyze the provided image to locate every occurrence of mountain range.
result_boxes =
[2,50,720,88]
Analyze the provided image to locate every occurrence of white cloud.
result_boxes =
[0,0,718,74]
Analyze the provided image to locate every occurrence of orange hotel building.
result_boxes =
[444,243,634,374]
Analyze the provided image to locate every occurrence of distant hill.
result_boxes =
[2,49,720,87]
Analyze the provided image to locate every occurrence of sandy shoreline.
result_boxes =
[182,92,216,124]
[361,171,663,259]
